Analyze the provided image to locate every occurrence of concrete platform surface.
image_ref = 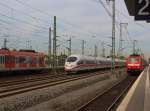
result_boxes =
[117,66,150,111]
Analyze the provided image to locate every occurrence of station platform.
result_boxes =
[116,66,150,111]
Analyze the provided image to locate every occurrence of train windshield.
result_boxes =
[129,57,140,63]
[67,57,77,62]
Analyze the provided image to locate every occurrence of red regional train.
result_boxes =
[126,54,146,74]
[0,48,48,73]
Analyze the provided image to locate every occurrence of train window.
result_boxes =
[0,56,2,64]
[26,56,32,63]
[3,56,5,64]
[77,60,84,65]
[15,57,19,63]
[1,56,2,64]
[86,60,90,64]
[37,57,39,64]
[86,60,95,64]
[39,57,43,64]
[67,57,77,62]
[99,61,102,64]
[1,56,3,64]
[19,56,26,63]
[5,55,10,63]
[11,56,15,63]
[101,61,104,64]
[32,58,36,64]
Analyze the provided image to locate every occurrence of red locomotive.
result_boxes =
[126,54,146,74]
[0,48,48,73]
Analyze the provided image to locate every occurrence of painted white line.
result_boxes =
[116,70,145,111]
[144,66,150,111]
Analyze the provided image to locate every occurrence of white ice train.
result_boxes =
[64,55,125,73]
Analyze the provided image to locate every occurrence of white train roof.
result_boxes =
[67,54,125,62]
[67,54,107,61]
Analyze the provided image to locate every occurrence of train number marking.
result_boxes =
[138,0,150,16]
[135,0,150,20]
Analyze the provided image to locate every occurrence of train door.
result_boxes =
[26,56,31,68]
[15,56,19,70]
[10,55,15,69]
[0,55,5,71]
[31,56,36,68]
[36,56,39,67]
[19,56,27,70]
[5,55,11,70]
[39,56,44,67]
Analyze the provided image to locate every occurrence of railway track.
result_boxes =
[0,70,65,84]
[76,75,137,111]
[0,70,111,98]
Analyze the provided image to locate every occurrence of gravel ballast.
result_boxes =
[0,71,126,111]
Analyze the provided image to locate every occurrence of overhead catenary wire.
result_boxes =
[97,0,150,37]
[6,0,150,41]
[96,0,120,28]
[0,13,48,30]
[13,0,105,38]
[1,0,143,55]
[0,22,48,38]
[115,7,150,31]
[0,2,52,27]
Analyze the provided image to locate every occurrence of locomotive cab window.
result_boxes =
[129,58,139,63]
[67,57,77,62]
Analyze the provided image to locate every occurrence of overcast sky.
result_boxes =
[0,0,150,58]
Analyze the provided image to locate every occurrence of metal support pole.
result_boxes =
[53,16,57,74]
[118,23,128,57]
[111,0,115,75]
[4,38,7,49]
[69,37,71,55]
[68,37,71,55]
[133,40,137,54]
[102,42,105,57]
[118,23,122,58]
[49,27,52,67]
[82,40,85,55]
[94,45,98,57]
[26,40,31,49]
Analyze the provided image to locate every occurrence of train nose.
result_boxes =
[65,63,73,68]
